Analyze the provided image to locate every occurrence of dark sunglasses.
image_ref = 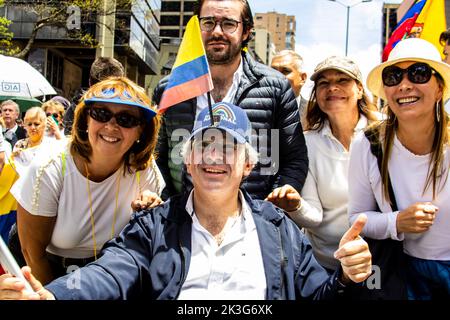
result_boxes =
[46,112,59,118]
[89,107,142,128]
[382,62,436,87]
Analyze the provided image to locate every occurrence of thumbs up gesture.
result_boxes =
[334,214,372,284]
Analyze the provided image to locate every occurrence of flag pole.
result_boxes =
[207,91,214,126]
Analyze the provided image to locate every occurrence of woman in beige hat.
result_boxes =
[348,38,450,299]
[266,56,379,273]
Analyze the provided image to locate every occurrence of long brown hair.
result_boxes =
[305,77,379,131]
[377,72,448,203]
[71,77,161,173]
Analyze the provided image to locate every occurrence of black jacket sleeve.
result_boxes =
[273,82,308,193]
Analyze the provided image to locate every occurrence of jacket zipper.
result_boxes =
[175,238,187,299]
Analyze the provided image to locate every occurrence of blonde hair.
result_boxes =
[24,107,46,123]
[42,100,65,117]
[71,77,161,172]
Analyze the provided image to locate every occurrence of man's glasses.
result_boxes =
[199,17,241,34]
[46,112,59,118]
[382,62,435,87]
[89,107,142,128]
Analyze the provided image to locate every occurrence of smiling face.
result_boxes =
[186,131,252,195]
[383,61,443,124]
[87,102,143,160]
[200,0,249,65]
[315,69,363,116]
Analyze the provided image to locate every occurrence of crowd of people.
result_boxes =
[0,0,449,300]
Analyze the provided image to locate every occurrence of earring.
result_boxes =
[436,101,441,123]
[136,139,140,144]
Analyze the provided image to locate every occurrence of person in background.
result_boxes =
[12,107,48,157]
[0,100,26,148]
[439,28,450,65]
[153,0,308,201]
[266,56,379,273]
[7,77,165,285]
[63,57,125,135]
[271,50,308,123]
[0,102,372,300]
[41,100,66,141]
[349,38,450,299]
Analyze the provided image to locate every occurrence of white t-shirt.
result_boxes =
[348,131,450,260]
[11,144,165,258]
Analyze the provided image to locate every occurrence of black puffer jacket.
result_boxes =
[153,52,308,200]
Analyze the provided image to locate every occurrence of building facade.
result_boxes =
[248,28,276,65]
[1,0,161,98]
[254,11,296,51]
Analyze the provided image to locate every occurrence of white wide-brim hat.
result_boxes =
[367,38,450,102]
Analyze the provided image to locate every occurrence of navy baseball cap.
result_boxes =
[189,102,252,144]
[84,88,157,122]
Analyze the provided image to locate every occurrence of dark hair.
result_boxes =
[194,0,254,48]
[89,57,125,86]
[440,28,450,46]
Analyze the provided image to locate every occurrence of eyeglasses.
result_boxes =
[382,62,436,87]
[89,107,142,128]
[46,112,60,118]
[199,17,241,34]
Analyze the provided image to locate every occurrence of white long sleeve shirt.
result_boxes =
[348,131,450,260]
[288,116,368,270]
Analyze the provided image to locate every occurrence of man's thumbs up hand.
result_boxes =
[334,214,372,284]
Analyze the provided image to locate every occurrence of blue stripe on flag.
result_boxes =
[166,56,210,89]
[0,210,16,243]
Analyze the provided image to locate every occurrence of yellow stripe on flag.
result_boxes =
[172,16,207,69]
[416,0,447,59]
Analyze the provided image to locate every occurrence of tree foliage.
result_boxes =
[0,0,132,59]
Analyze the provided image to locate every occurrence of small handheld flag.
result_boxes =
[158,16,214,113]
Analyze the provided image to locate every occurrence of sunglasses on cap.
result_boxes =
[382,62,436,87]
[88,107,143,128]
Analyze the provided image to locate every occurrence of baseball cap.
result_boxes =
[84,88,157,122]
[310,56,363,84]
[189,102,252,144]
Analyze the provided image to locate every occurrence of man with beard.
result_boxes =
[153,0,308,201]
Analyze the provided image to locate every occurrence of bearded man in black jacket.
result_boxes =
[153,0,308,200]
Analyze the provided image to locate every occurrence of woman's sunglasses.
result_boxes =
[88,107,142,128]
[46,112,60,118]
[382,62,435,87]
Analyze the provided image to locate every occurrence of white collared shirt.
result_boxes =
[177,190,267,300]
[196,58,244,116]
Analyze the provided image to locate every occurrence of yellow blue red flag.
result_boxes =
[383,0,447,61]
[158,15,214,113]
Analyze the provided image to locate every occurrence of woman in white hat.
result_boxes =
[5,77,165,285]
[348,38,450,299]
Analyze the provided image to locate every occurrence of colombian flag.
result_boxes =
[383,0,447,61]
[158,15,214,113]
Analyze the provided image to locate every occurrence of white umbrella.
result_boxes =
[0,54,56,98]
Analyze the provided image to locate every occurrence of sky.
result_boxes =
[250,0,403,97]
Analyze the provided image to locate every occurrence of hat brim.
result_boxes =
[367,57,450,102]
[84,97,157,122]
[310,67,361,83]
[188,126,246,144]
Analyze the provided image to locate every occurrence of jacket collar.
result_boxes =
[159,188,285,225]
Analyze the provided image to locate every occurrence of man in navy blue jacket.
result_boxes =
[0,102,372,300]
